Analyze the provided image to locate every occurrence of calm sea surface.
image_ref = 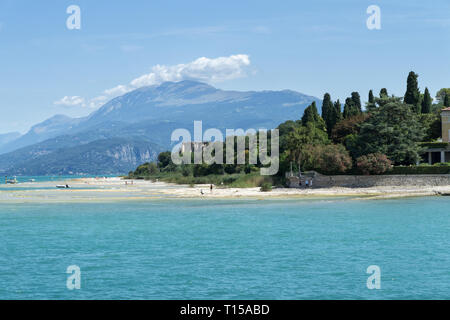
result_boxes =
[1,197,449,300]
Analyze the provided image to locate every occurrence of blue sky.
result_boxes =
[0,0,449,133]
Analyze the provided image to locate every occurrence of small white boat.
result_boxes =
[56,184,70,189]
[5,177,18,184]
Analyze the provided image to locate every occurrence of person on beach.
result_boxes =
[305,180,309,188]
[201,189,204,195]
[210,184,213,193]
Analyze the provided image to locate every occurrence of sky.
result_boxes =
[0,0,449,134]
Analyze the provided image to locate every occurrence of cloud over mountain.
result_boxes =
[54,54,251,109]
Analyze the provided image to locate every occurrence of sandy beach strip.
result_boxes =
[0,176,449,203]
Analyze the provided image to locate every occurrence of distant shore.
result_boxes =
[0,176,449,203]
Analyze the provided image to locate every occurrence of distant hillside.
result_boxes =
[0,80,321,175]
[0,132,21,148]
[0,137,163,175]
[0,115,84,154]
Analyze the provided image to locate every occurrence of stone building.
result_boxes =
[424,107,450,164]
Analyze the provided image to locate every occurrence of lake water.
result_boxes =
[1,197,449,300]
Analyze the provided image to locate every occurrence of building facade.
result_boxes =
[424,107,450,164]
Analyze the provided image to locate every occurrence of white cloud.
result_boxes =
[103,85,130,96]
[54,96,85,107]
[130,54,251,87]
[54,54,251,109]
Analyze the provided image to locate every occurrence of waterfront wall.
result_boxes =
[287,174,450,188]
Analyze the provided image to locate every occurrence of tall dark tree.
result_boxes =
[321,93,339,135]
[343,98,354,119]
[343,95,361,119]
[368,90,375,104]
[380,88,388,98]
[321,93,332,124]
[421,87,432,114]
[404,71,421,113]
[445,94,450,108]
[301,101,326,130]
[351,92,362,112]
[334,100,342,120]
[367,90,377,112]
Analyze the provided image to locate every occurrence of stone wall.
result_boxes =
[287,174,450,188]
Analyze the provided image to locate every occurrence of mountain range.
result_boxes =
[0,80,321,175]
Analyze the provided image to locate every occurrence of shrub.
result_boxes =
[157,151,172,168]
[357,153,392,175]
[133,162,159,176]
[181,165,192,177]
[390,165,450,175]
[420,142,449,149]
[300,144,353,174]
[260,182,272,192]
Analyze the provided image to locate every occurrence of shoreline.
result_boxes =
[0,176,449,203]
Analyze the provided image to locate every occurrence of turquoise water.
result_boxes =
[1,197,449,300]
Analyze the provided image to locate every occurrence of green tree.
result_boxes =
[321,93,331,124]
[380,88,388,98]
[367,90,377,112]
[356,100,425,165]
[421,87,432,114]
[321,93,340,135]
[283,123,329,164]
[351,92,362,113]
[343,97,359,118]
[445,94,450,108]
[334,99,342,121]
[419,113,441,141]
[157,151,172,168]
[301,102,326,130]
[435,88,450,104]
[331,113,370,143]
[404,71,421,113]
[369,90,375,104]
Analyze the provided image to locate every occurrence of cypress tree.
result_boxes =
[334,100,342,121]
[302,101,319,126]
[367,90,377,112]
[321,93,331,125]
[301,102,326,131]
[421,87,432,114]
[380,88,388,98]
[351,92,362,112]
[404,71,421,112]
[343,98,354,119]
[444,94,450,107]
[368,90,374,104]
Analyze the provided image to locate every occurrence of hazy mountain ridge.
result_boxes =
[1,137,163,175]
[0,132,21,147]
[0,115,85,154]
